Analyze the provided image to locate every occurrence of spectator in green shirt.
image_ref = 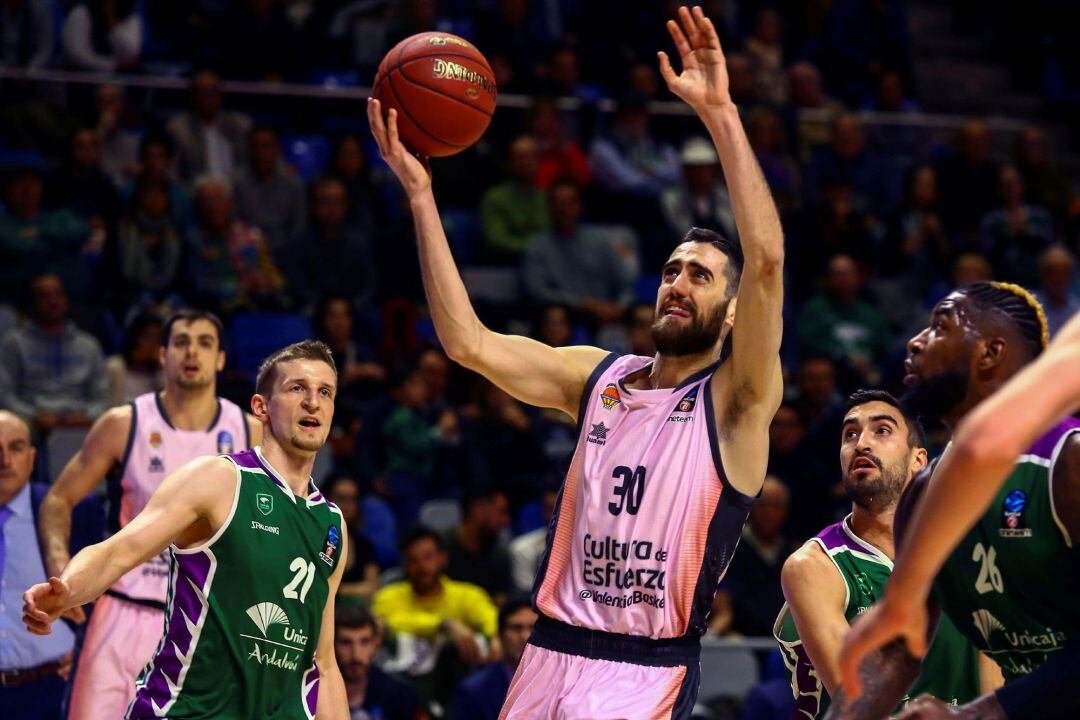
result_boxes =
[480,135,549,263]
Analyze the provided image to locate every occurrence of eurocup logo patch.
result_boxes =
[320,525,340,566]
[217,430,234,454]
[1000,489,1032,538]
[599,383,622,410]
[256,493,273,516]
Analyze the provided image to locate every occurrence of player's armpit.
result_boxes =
[824,639,923,720]
[781,543,850,697]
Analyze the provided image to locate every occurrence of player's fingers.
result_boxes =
[698,13,723,51]
[366,99,388,149]
[48,576,66,595]
[386,108,403,151]
[657,51,678,84]
[666,19,694,66]
[678,6,701,50]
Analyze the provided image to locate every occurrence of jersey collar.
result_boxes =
[841,514,894,569]
[254,446,322,507]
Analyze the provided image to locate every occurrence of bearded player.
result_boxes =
[369,6,784,717]
[37,310,261,720]
[823,285,1079,720]
[24,340,349,719]
[776,390,987,719]
[839,308,1080,720]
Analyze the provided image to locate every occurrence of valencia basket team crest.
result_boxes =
[600,384,622,410]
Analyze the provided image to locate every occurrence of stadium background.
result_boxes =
[2,0,1080,718]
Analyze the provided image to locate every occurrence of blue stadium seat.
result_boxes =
[362,495,399,568]
[228,313,314,375]
[310,70,361,89]
[281,135,331,183]
[741,678,795,720]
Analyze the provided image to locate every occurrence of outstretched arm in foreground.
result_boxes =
[659,6,784,495]
[367,99,608,420]
[23,456,234,634]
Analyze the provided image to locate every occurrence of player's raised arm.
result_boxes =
[367,98,608,419]
[23,455,234,635]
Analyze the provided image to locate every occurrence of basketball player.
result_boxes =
[24,340,348,719]
[368,6,785,717]
[820,284,1078,720]
[37,309,261,720]
[776,389,986,719]
[839,310,1080,720]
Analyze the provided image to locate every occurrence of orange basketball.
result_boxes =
[372,32,497,158]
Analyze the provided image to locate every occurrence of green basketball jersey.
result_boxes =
[930,420,1080,681]
[775,515,981,719]
[127,448,343,719]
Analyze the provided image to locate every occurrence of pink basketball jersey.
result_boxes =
[534,354,755,639]
[110,392,250,602]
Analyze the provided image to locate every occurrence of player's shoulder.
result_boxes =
[782,540,833,585]
[86,403,135,454]
[178,454,237,481]
[1051,430,1080,544]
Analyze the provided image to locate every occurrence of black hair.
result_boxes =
[313,295,354,338]
[959,282,1049,360]
[846,389,926,449]
[248,124,280,144]
[498,595,535,634]
[122,312,164,364]
[400,525,444,553]
[460,484,506,517]
[334,602,378,633]
[680,227,743,299]
[162,309,224,347]
[138,130,176,159]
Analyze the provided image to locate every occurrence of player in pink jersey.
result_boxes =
[37,309,262,720]
[369,6,784,718]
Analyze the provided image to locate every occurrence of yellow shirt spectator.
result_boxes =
[372,576,498,640]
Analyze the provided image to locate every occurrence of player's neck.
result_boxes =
[641,351,718,390]
[258,438,317,497]
[848,505,896,560]
[159,386,219,431]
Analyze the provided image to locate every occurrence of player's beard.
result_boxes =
[174,371,212,390]
[651,302,725,357]
[843,454,908,513]
[901,367,970,423]
[288,430,324,453]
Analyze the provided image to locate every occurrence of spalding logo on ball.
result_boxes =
[372,32,497,157]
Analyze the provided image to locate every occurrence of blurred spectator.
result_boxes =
[745,8,787,105]
[125,131,194,230]
[527,98,591,190]
[715,477,798,636]
[215,0,297,81]
[372,527,497,668]
[804,113,899,217]
[951,252,994,287]
[334,603,425,720]
[322,475,381,602]
[1014,125,1073,221]
[1033,245,1080,337]
[0,411,75,720]
[589,93,680,202]
[0,274,107,432]
[819,0,911,106]
[661,137,738,242]
[481,135,549,263]
[105,311,164,407]
[725,52,761,109]
[521,180,635,325]
[314,296,386,398]
[747,107,801,218]
[0,0,54,70]
[628,62,662,102]
[627,303,657,357]
[538,47,605,102]
[60,0,142,72]
[113,179,184,308]
[936,120,1000,239]
[452,597,537,720]
[93,84,141,186]
[166,70,251,183]
[233,125,307,257]
[444,485,513,602]
[0,158,90,304]
[786,61,844,157]
[884,164,950,293]
[798,254,890,385]
[767,402,835,537]
[864,70,919,113]
[509,483,559,592]
[979,164,1054,286]
[186,175,287,314]
[793,356,846,454]
[283,177,376,311]
[47,127,122,231]
[461,377,547,500]
[329,134,381,225]
[534,304,572,348]
[474,0,551,91]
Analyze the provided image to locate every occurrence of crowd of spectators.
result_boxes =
[2,1,1080,718]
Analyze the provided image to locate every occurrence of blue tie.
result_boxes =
[0,504,11,582]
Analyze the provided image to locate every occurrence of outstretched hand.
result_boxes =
[839,594,929,700]
[367,98,432,199]
[22,577,73,636]
[658,6,731,112]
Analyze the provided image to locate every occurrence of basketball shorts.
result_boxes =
[68,591,166,720]
[499,616,701,720]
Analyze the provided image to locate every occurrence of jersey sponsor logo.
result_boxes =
[580,531,669,609]
[999,489,1033,538]
[217,430,234,454]
[971,608,1066,654]
[319,525,340,567]
[149,456,164,473]
[599,383,622,410]
[668,387,698,423]
[247,602,290,637]
[243,602,309,671]
[256,493,274,516]
[251,520,280,535]
[149,431,162,448]
[587,422,609,446]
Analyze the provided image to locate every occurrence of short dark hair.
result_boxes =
[255,339,337,397]
[460,484,506,518]
[163,309,224,347]
[681,227,743,299]
[959,282,1049,360]
[248,124,279,144]
[122,312,164,364]
[400,525,444,554]
[335,602,378,634]
[845,389,926,449]
[138,130,175,159]
[498,595,535,634]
